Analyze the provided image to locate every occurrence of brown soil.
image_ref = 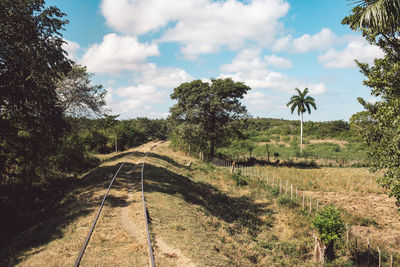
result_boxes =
[308,139,348,147]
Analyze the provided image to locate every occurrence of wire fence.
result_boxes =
[213,161,398,266]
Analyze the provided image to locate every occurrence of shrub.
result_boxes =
[312,204,345,261]
[231,172,247,186]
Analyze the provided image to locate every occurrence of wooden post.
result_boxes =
[390,254,393,267]
[231,161,236,174]
[290,184,293,200]
[316,200,319,211]
[302,193,305,209]
[309,195,312,213]
[377,247,381,267]
[296,187,298,200]
[346,224,349,250]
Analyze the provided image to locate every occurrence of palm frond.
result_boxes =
[350,0,400,32]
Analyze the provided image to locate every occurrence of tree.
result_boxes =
[344,0,400,208]
[0,0,71,186]
[169,78,251,160]
[57,64,107,117]
[286,88,317,153]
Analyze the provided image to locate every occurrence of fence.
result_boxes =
[214,162,398,266]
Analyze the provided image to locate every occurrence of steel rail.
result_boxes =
[141,144,157,267]
[74,142,158,267]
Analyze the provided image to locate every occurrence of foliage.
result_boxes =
[312,205,345,245]
[0,0,71,186]
[57,64,107,117]
[344,0,400,207]
[287,88,317,116]
[169,78,250,159]
[231,172,247,186]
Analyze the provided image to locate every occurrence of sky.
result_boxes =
[49,0,384,122]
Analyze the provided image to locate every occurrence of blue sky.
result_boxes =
[50,0,384,121]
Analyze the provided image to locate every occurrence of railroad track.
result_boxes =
[74,141,162,267]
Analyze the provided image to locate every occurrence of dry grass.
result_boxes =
[238,165,385,194]
[8,141,399,266]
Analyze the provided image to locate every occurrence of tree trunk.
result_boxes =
[300,112,303,153]
[115,134,118,153]
[209,139,215,160]
[266,144,270,164]
[314,234,326,265]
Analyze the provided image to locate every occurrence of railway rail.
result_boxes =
[74,142,160,267]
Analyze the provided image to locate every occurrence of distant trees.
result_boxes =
[344,0,400,207]
[169,78,250,160]
[0,0,71,186]
[287,88,317,153]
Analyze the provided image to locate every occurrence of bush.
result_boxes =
[312,205,345,261]
[231,172,247,186]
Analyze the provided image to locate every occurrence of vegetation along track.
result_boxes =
[75,141,162,267]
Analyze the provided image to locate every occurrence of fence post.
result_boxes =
[296,187,298,200]
[309,195,312,213]
[302,192,305,209]
[377,247,381,267]
[290,184,293,200]
[346,224,349,250]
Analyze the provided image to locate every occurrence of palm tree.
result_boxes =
[348,0,400,33]
[287,88,317,153]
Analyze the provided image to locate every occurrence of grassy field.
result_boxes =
[4,141,399,266]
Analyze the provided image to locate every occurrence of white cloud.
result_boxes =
[80,33,159,74]
[101,0,290,59]
[318,38,384,68]
[105,86,167,119]
[244,91,281,111]
[62,39,80,60]
[272,28,336,53]
[137,64,193,88]
[264,54,292,68]
[219,49,326,95]
[115,84,164,103]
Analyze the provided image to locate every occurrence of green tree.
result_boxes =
[0,0,71,186]
[344,1,400,207]
[286,88,317,153]
[169,78,251,160]
[57,64,107,117]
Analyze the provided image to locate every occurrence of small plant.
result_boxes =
[231,172,247,186]
[277,195,298,208]
[312,204,345,262]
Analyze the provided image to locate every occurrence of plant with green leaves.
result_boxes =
[169,78,250,160]
[287,88,317,153]
[312,205,345,261]
[343,0,400,208]
[0,0,71,186]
